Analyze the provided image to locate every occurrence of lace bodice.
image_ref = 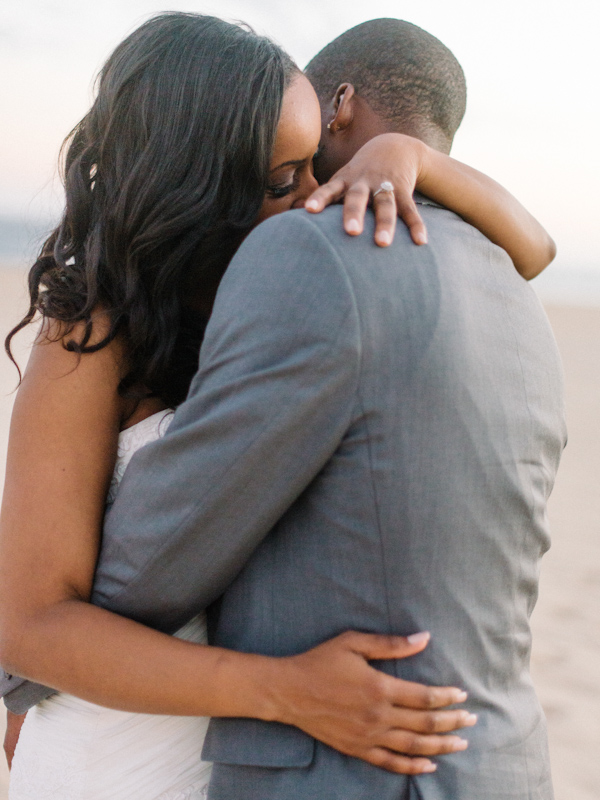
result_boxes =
[106,409,175,506]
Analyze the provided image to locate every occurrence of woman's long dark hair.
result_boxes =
[6,12,297,406]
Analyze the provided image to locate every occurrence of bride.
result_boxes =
[0,12,554,799]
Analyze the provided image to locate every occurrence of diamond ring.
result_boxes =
[373,180,395,197]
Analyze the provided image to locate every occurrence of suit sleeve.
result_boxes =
[92,211,361,632]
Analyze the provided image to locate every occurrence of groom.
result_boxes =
[98,19,565,799]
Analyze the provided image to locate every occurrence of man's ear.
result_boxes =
[327,83,355,133]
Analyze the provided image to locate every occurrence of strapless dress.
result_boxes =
[9,410,212,799]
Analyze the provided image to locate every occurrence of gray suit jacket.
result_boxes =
[6,201,566,799]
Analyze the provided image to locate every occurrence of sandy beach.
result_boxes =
[0,265,598,798]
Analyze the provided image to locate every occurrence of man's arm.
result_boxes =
[93,210,361,631]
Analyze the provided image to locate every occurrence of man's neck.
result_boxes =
[354,94,452,155]
[384,119,452,155]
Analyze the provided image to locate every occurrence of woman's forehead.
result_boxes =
[271,74,322,169]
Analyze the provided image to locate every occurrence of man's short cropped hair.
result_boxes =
[305,19,467,147]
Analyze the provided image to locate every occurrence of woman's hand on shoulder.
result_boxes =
[304,131,556,280]
[305,133,430,248]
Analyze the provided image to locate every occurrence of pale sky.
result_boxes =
[1,0,599,271]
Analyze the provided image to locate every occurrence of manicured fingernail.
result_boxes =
[346,219,361,234]
[305,199,319,211]
[422,762,437,773]
[454,739,469,751]
[454,690,468,702]
[407,631,430,645]
[414,231,428,245]
[376,230,392,246]
[463,713,478,726]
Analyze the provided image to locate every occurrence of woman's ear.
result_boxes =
[327,83,355,134]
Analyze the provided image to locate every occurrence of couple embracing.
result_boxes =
[0,12,565,800]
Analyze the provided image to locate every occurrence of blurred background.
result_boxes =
[1,1,599,797]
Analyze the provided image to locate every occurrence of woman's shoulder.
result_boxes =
[12,313,130,448]
[25,312,129,412]
[34,309,126,360]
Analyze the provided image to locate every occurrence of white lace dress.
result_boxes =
[9,410,213,799]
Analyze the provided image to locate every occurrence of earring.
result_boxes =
[327,122,332,130]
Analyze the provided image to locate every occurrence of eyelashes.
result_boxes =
[266,150,320,200]
[266,182,294,199]
[266,172,300,199]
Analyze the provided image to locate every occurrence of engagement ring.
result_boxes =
[373,180,395,197]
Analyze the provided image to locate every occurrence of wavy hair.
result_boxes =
[6,12,297,406]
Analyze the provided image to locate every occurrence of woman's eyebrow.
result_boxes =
[270,158,306,172]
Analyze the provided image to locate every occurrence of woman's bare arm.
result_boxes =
[0,334,474,774]
[308,133,555,279]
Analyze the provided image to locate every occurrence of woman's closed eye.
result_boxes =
[267,174,300,199]
[266,148,321,200]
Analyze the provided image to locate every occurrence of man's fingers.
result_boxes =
[372,190,398,247]
[342,184,370,236]
[305,178,346,213]
[396,193,428,245]
[366,748,437,775]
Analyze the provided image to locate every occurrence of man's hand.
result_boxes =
[4,710,26,769]
[268,631,476,775]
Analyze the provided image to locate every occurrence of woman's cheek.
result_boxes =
[255,196,293,225]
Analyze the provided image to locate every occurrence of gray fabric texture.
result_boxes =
[0,673,52,715]
[7,202,566,799]
[94,203,565,798]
